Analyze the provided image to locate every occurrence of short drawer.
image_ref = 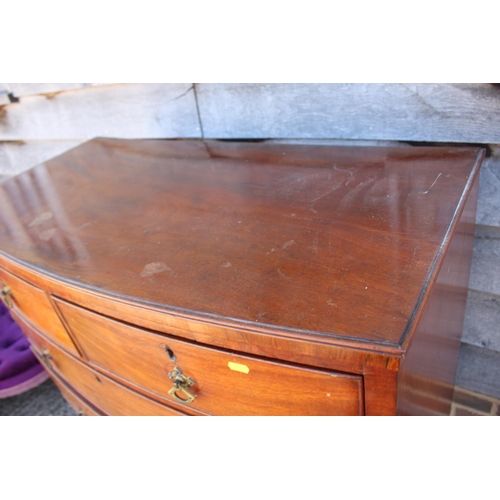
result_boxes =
[55,298,364,415]
[28,327,185,416]
[0,267,78,353]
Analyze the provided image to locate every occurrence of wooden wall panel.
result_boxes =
[196,83,500,143]
[6,83,113,97]
[0,84,9,105]
[0,83,201,140]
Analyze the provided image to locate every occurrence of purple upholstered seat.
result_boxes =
[0,301,48,398]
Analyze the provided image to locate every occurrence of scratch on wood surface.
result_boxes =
[412,246,418,260]
[282,240,295,249]
[310,177,345,213]
[339,176,376,206]
[29,212,53,227]
[277,268,292,280]
[312,232,319,254]
[333,164,354,176]
[222,262,232,268]
[140,262,172,278]
[423,173,442,194]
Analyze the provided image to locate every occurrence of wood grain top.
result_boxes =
[0,138,483,347]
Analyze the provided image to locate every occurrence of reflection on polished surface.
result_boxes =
[0,165,90,267]
[0,138,483,344]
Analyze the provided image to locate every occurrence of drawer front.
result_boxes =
[51,377,102,416]
[0,267,77,353]
[28,327,185,416]
[55,298,364,415]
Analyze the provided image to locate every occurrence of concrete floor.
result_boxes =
[0,378,76,416]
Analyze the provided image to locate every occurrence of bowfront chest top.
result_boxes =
[0,139,484,415]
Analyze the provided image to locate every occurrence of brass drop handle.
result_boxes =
[168,367,197,404]
[1,284,13,309]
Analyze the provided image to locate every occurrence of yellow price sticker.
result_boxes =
[228,361,250,374]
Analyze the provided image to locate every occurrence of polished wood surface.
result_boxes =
[0,139,484,415]
[28,330,185,417]
[0,267,78,352]
[55,298,363,416]
[0,139,483,347]
[0,250,401,372]
[13,306,186,416]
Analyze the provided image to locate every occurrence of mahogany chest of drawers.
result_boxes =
[0,139,484,415]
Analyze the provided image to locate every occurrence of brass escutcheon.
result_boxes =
[168,367,197,404]
[1,284,13,309]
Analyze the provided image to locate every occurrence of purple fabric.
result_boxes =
[0,300,46,391]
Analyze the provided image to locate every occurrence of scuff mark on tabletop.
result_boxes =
[277,268,292,280]
[39,228,57,241]
[312,232,319,254]
[282,240,295,249]
[140,262,172,278]
[29,212,53,227]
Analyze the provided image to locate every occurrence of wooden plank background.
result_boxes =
[5,83,113,97]
[196,83,500,143]
[0,84,10,106]
[0,83,200,140]
[0,82,499,398]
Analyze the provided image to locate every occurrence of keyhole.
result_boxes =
[165,345,176,361]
